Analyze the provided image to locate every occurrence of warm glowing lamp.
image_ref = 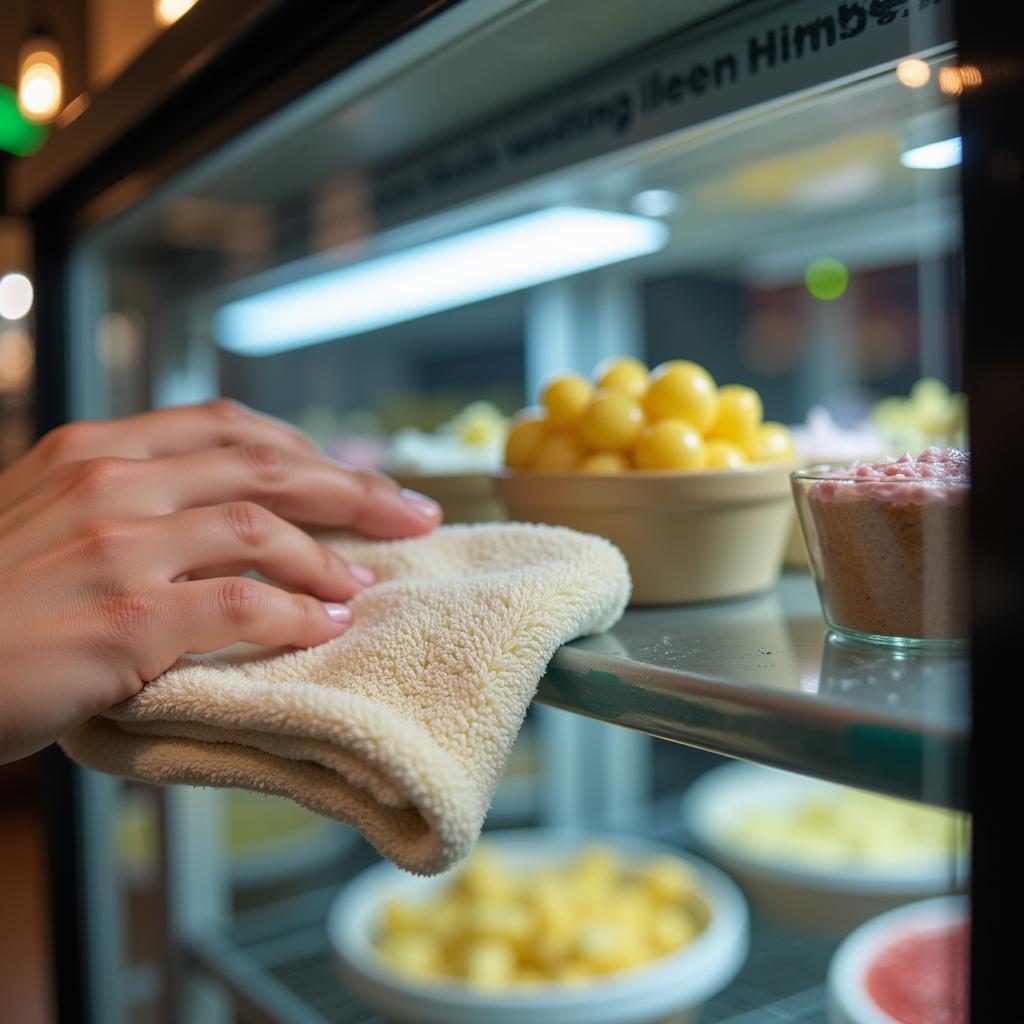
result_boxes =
[155,0,200,26]
[17,36,64,124]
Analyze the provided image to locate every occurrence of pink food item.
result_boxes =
[329,436,390,470]
[865,920,969,1024]
[803,448,969,640]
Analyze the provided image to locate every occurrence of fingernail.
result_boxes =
[349,563,376,586]
[401,488,440,518]
[323,602,352,624]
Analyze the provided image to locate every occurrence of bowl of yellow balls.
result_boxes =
[496,357,798,605]
[328,830,748,1024]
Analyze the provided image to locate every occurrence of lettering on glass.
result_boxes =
[376,0,949,217]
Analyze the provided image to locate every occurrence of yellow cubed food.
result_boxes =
[575,843,622,886]
[382,898,428,933]
[512,966,550,987]
[456,844,512,896]
[377,933,443,979]
[542,374,593,428]
[532,929,575,969]
[463,938,518,990]
[551,958,599,985]
[650,906,700,954]
[465,901,533,942]
[571,873,613,912]
[643,855,701,902]
[611,885,653,936]
[574,921,627,971]
[430,895,468,941]
[531,884,575,938]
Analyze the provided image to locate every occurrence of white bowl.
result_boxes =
[327,829,749,1024]
[827,895,968,1024]
[681,762,968,934]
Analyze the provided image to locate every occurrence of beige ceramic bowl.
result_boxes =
[783,516,811,569]
[496,464,796,605]
[391,471,507,525]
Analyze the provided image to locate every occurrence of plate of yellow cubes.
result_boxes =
[496,357,799,604]
[328,829,749,1024]
[681,762,970,935]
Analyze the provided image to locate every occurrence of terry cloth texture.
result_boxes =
[60,523,630,875]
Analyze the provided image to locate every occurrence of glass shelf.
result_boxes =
[536,573,969,809]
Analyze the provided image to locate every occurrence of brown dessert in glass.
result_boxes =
[792,448,969,646]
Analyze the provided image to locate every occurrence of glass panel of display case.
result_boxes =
[65,0,968,1020]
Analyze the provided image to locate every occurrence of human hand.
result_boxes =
[0,399,386,510]
[0,401,441,763]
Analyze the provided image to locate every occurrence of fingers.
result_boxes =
[60,400,322,462]
[166,576,352,653]
[138,444,442,537]
[143,503,374,600]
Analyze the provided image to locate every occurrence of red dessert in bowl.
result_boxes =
[865,920,969,1024]
[791,448,969,646]
[828,896,968,1024]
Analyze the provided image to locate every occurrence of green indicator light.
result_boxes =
[805,257,849,301]
[0,84,49,157]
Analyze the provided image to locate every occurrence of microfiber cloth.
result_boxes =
[60,523,630,875]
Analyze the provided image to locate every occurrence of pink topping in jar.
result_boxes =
[812,447,969,506]
[865,920,969,1024]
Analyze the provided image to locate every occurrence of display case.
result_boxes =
[14,0,1019,1021]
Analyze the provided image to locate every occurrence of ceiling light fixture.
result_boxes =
[0,273,34,321]
[155,0,200,27]
[896,59,931,88]
[215,207,668,356]
[899,137,962,170]
[17,31,64,124]
[629,189,681,218]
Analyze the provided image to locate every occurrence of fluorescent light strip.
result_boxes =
[215,206,668,356]
[900,136,962,170]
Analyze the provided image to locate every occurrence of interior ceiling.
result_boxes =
[177,0,750,207]
[96,0,959,313]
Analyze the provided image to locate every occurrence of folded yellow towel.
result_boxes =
[60,523,630,875]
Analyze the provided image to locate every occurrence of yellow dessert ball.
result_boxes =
[594,356,649,397]
[633,419,706,470]
[579,452,631,474]
[705,439,748,469]
[579,389,645,451]
[504,411,548,469]
[542,374,593,428]
[746,422,797,462]
[531,431,586,472]
[643,361,719,433]
[709,384,763,445]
